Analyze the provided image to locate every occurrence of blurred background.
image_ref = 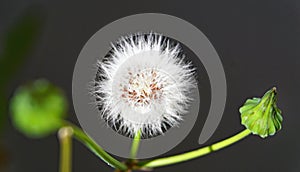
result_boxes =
[1,0,300,171]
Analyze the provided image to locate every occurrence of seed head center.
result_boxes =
[121,69,164,108]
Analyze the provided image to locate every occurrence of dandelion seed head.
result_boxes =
[93,33,196,138]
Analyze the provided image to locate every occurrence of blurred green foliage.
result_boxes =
[0,7,44,131]
[0,94,5,130]
[10,79,68,138]
[0,8,44,85]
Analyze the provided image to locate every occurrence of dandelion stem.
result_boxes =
[130,130,141,160]
[64,122,127,171]
[137,129,252,168]
[58,127,73,172]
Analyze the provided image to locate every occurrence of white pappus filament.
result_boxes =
[93,33,197,138]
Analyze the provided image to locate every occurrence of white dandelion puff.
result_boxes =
[93,33,197,138]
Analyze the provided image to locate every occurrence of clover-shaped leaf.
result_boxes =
[10,79,68,138]
[240,87,283,138]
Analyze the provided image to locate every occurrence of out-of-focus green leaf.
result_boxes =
[10,79,68,138]
[0,93,6,129]
[0,7,44,85]
[0,7,44,133]
[239,87,283,138]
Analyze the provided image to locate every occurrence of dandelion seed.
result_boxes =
[93,33,196,138]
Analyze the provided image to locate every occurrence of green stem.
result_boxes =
[130,130,141,160]
[65,122,127,171]
[58,127,73,172]
[137,129,252,168]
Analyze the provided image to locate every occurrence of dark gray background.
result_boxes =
[1,0,300,172]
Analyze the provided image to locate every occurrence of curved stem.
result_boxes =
[137,129,252,168]
[58,127,73,172]
[130,130,141,160]
[65,122,127,171]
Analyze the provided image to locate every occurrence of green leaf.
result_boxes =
[10,79,68,138]
[0,7,44,85]
[0,7,44,133]
[239,87,283,138]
